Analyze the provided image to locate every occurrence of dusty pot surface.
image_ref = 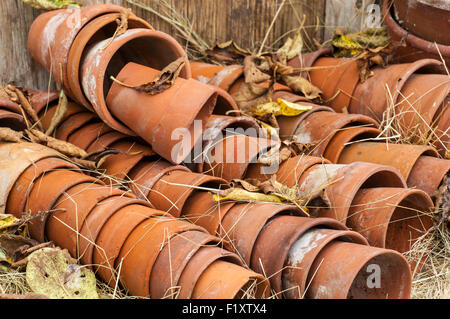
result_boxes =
[349,59,443,121]
[293,111,379,157]
[220,203,306,265]
[347,187,434,253]
[81,28,191,136]
[309,57,361,112]
[407,155,450,197]
[191,260,270,299]
[106,62,216,164]
[282,228,368,299]
[298,162,406,221]
[306,241,412,299]
[192,63,244,92]
[250,215,346,295]
[383,0,450,69]
[28,4,126,94]
[67,12,152,108]
[338,142,439,180]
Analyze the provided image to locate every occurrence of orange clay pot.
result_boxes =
[282,228,368,299]
[190,62,244,92]
[407,156,450,197]
[54,112,97,141]
[105,62,216,164]
[251,215,346,296]
[297,162,406,221]
[80,28,191,136]
[305,241,412,299]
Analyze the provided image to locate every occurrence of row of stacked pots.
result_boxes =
[18,3,448,298]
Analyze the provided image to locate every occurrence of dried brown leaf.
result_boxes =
[232,82,274,111]
[243,56,271,83]
[281,75,322,100]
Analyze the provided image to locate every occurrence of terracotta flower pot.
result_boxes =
[117,216,206,296]
[182,191,236,235]
[287,47,331,78]
[94,203,168,285]
[25,169,100,242]
[127,159,190,200]
[297,162,406,221]
[6,157,79,216]
[291,111,379,157]
[0,142,61,215]
[347,187,434,253]
[384,0,450,67]
[28,4,127,94]
[47,182,129,258]
[67,12,152,108]
[27,89,59,115]
[80,27,191,136]
[395,74,449,143]
[406,156,450,198]
[67,122,114,150]
[245,155,329,186]
[309,57,361,112]
[149,230,219,298]
[433,103,450,156]
[282,228,368,299]
[190,62,244,92]
[192,260,270,299]
[148,170,227,218]
[0,98,26,131]
[105,62,217,164]
[323,126,383,163]
[338,142,439,182]
[250,215,346,296]
[350,59,444,121]
[87,131,127,153]
[54,112,97,141]
[277,106,334,139]
[306,241,412,299]
[219,203,305,264]
[200,135,277,181]
[393,0,450,45]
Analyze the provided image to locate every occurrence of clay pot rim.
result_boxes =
[278,107,335,138]
[383,0,450,55]
[81,28,191,136]
[67,12,153,110]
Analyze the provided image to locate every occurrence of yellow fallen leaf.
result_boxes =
[446,150,450,159]
[0,214,21,234]
[251,98,312,117]
[213,189,283,204]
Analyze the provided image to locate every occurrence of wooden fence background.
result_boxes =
[0,0,380,90]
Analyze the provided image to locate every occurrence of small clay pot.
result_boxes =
[245,155,329,186]
[54,112,97,141]
[177,246,244,299]
[148,170,227,218]
[219,203,305,265]
[292,111,379,157]
[297,162,406,221]
[347,188,434,253]
[94,203,168,285]
[117,216,204,296]
[350,59,444,121]
[383,1,450,68]
[338,142,439,181]
[27,4,126,95]
[81,28,191,136]
[192,260,270,299]
[282,228,368,299]
[396,74,449,142]
[408,156,450,198]
[67,12,152,108]
[105,62,216,164]
[287,47,331,78]
[67,122,114,149]
[149,230,219,298]
[27,89,59,115]
[433,103,450,156]
[86,131,127,153]
[182,191,236,235]
[47,182,128,258]
[323,126,382,163]
[0,109,26,131]
[250,215,346,295]
[25,169,100,242]
[6,157,79,216]
[0,142,61,215]
[309,57,361,112]
[127,159,190,200]
[305,241,412,299]
[190,62,244,92]
[201,135,277,181]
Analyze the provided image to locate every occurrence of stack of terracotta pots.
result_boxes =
[28,4,242,165]
[0,97,27,131]
[1,141,271,299]
[30,93,416,299]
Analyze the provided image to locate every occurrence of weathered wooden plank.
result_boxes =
[0,0,326,90]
